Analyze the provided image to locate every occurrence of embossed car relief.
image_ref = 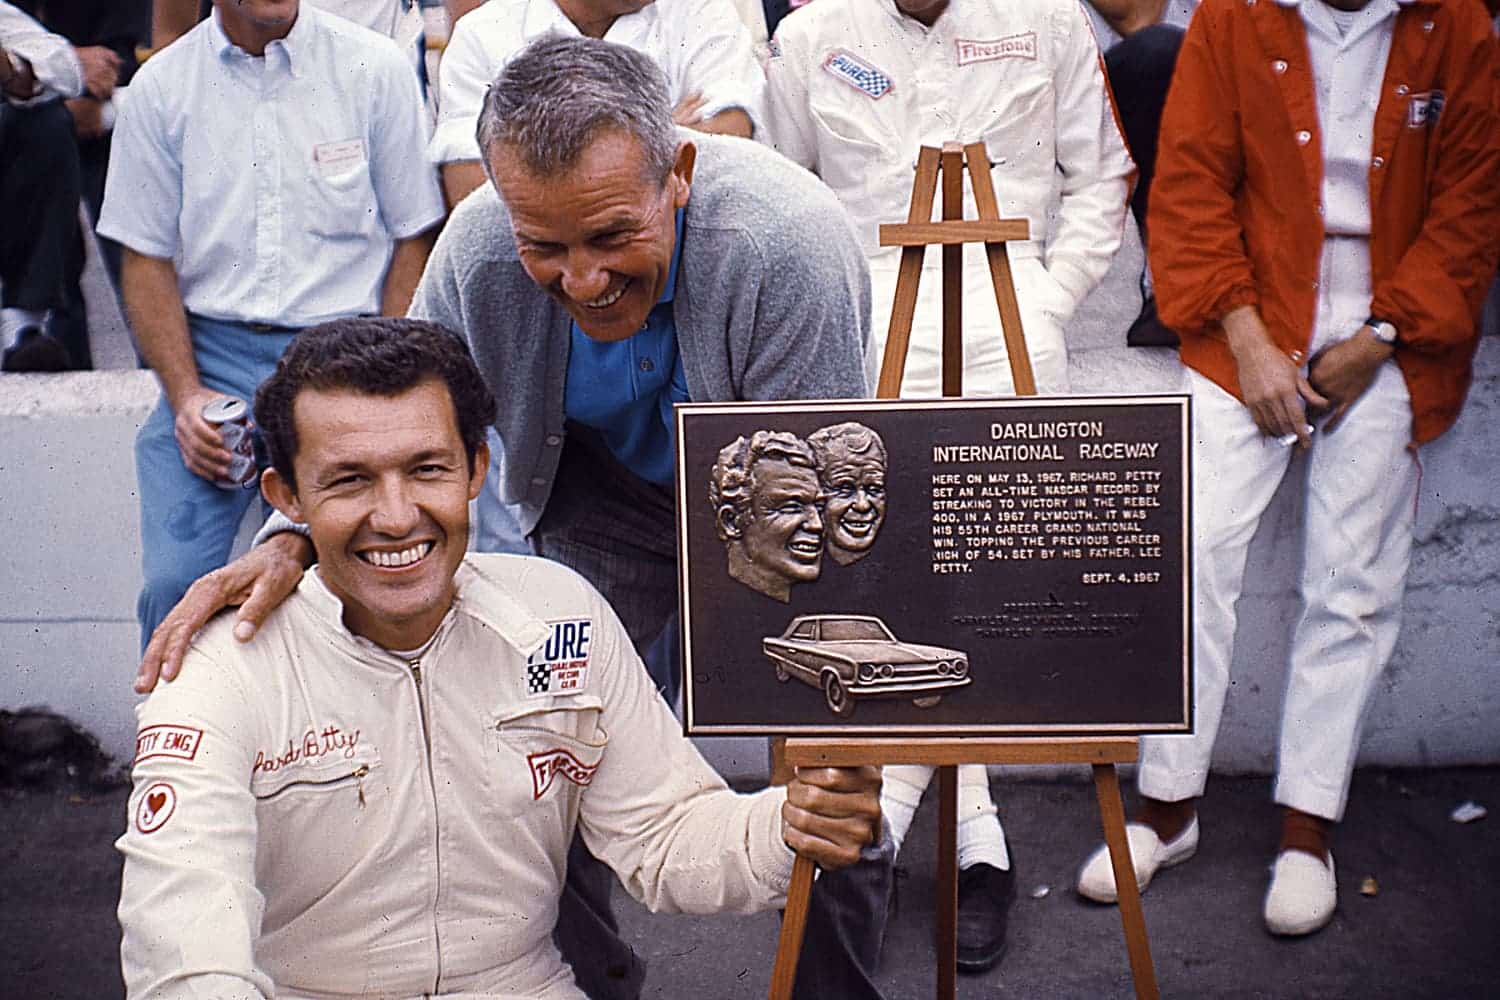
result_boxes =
[763,614,971,718]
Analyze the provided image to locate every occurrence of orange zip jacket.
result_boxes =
[1149,0,1500,444]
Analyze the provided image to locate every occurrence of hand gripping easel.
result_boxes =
[767,144,1160,1000]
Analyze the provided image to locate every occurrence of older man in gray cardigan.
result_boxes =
[136,33,882,1000]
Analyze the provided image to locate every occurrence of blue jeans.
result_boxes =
[135,316,296,647]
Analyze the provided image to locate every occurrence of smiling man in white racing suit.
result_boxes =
[115,317,882,1000]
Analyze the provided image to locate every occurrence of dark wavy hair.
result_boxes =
[254,318,496,492]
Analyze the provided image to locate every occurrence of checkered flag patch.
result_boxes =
[527,662,551,695]
[824,51,893,99]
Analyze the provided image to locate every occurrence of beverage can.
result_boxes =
[202,396,258,490]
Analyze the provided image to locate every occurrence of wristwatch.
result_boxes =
[1364,316,1398,346]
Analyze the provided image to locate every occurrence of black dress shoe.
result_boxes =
[2,330,71,372]
[956,862,1016,974]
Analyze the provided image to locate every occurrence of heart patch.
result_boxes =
[136,782,177,835]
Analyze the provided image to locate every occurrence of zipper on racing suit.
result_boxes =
[409,657,446,996]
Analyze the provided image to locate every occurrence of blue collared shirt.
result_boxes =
[563,210,690,486]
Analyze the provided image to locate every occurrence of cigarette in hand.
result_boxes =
[1276,425,1315,447]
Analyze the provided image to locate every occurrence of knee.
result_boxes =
[7,102,81,175]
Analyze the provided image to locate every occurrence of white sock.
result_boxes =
[956,764,1010,871]
[1,308,47,351]
[880,763,933,857]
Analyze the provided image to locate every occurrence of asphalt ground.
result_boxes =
[5,766,1496,999]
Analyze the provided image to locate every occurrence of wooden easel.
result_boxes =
[767,144,1160,1000]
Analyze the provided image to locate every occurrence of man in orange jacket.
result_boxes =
[1075,0,1500,936]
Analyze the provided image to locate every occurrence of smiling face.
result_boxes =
[491,129,694,344]
[821,455,886,563]
[261,380,487,651]
[741,458,825,587]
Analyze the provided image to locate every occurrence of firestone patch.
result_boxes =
[526,748,599,800]
[956,34,1038,66]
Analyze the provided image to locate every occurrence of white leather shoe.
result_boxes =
[1264,850,1337,936]
[1076,816,1199,903]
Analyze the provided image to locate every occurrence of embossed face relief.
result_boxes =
[738,459,826,593]
[820,454,887,563]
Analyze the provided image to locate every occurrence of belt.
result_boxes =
[186,313,300,334]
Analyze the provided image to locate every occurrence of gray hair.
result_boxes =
[807,422,886,470]
[709,431,818,540]
[476,34,678,185]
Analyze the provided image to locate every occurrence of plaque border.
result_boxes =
[675,394,1193,738]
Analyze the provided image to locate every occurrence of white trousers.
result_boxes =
[1138,237,1419,822]
[866,248,1074,397]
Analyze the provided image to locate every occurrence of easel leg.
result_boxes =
[936,764,958,1000]
[768,855,818,1000]
[1093,763,1160,1000]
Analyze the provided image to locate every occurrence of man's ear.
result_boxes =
[716,503,743,541]
[261,467,304,524]
[669,139,696,210]
[467,442,490,501]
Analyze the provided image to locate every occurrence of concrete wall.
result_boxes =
[3,254,1498,780]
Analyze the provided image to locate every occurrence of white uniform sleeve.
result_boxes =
[1041,0,1135,312]
[0,2,83,104]
[96,68,182,259]
[367,42,445,238]
[577,587,794,913]
[116,650,274,1000]
[761,22,821,171]
[427,12,498,164]
[669,0,768,136]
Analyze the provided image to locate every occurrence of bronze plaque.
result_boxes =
[676,396,1192,736]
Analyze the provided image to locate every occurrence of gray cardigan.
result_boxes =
[409,133,872,534]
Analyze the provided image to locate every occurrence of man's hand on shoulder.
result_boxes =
[1308,327,1395,432]
[136,532,314,694]
[1223,305,1328,448]
[781,765,882,870]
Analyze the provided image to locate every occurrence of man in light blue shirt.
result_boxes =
[98,0,446,648]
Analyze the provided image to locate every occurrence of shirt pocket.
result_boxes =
[975,67,1056,173]
[485,703,609,822]
[251,747,386,926]
[808,79,900,195]
[304,159,379,241]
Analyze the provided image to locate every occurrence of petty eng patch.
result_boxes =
[135,724,204,764]
[527,748,599,800]
[525,618,592,698]
[135,782,178,834]
[823,50,893,99]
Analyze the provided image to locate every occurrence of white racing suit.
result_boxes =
[764,0,1134,397]
[117,554,792,1000]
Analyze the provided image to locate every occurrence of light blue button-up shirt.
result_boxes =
[98,5,445,327]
